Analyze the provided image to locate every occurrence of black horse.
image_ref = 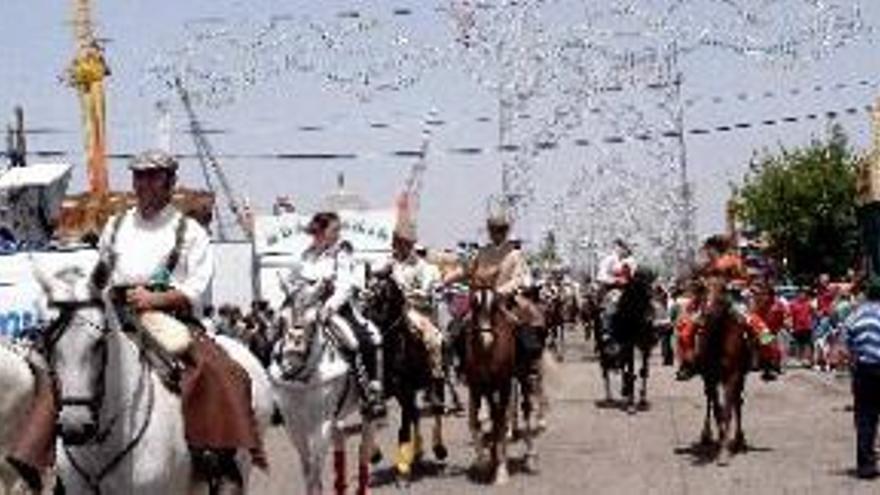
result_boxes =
[365,271,448,480]
[598,268,657,413]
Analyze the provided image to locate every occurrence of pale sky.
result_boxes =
[1,0,878,258]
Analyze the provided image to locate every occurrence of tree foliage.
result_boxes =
[736,125,860,282]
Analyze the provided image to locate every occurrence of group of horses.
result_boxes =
[0,259,756,495]
[587,270,754,466]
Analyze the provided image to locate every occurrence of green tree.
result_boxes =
[736,125,861,282]
[528,231,560,270]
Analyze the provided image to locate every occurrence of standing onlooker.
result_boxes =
[652,285,674,366]
[789,288,816,367]
[813,275,837,371]
[843,278,880,479]
[828,286,857,371]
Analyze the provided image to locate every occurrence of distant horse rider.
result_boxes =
[444,208,543,360]
[294,211,386,419]
[676,234,779,381]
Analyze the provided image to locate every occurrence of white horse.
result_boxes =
[270,275,376,495]
[36,268,273,495]
[0,341,38,494]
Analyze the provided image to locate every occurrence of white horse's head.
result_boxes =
[33,261,107,446]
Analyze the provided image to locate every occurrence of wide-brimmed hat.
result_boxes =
[128,149,179,172]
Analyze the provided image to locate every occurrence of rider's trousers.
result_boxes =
[406,308,444,379]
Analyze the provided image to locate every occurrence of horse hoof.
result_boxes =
[494,465,510,485]
[396,462,412,479]
[626,403,637,415]
[699,431,713,447]
[730,436,747,453]
[396,443,415,477]
[536,419,548,433]
[637,400,650,411]
[524,453,539,473]
[717,451,731,467]
[433,444,449,462]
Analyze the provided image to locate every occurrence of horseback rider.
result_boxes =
[444,208,543,357]
[597,239,638,293]
[384,219,445,391]
[64,150,263,492]
[676,234,779,381]
[294,211,386,419]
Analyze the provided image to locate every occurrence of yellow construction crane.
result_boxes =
[67,0,110,196]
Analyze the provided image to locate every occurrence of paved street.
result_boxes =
[250,339,877,495]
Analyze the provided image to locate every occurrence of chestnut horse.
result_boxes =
[698,277,751,465]
[464,269,517,485]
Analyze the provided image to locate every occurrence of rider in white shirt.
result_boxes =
[294,212,385,419]
[388,226,444,385]
[596,239,638,290]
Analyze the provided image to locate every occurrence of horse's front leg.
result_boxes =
[431,406,448,462]
[395,391,416,479]
[700,382,715,447]
[638,344,650,409]
[521,371,539,472]
[357,418,375,495]
[468,388,487,472]
[507,381,519,441]
[492,386,512,486]
[332,424,347,495]
[536,353,549,432]
[714,384,733,466]
[728,380,747,454]
[622,345,636,414]
[602,365,613,404]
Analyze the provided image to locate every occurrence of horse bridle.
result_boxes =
[43,300,110,420]
[43,299,156,495]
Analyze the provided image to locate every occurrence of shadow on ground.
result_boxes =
[674,441,774,466]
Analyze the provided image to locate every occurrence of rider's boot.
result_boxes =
[191,448,244,495]
[755,332,780,382]
[354,348,386,420]
[675,361,697,381]
[759,357,781,382]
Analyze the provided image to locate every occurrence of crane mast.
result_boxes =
[398,109,437,226]
[175,77,252,240]
[68,0,110,196]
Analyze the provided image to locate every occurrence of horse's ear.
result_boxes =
[29,256,56,303]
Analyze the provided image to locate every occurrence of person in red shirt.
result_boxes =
[788,288,816,366]
[676,235,780,381]
[746,283,786,379]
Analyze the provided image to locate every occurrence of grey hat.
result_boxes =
[129,149,179,172]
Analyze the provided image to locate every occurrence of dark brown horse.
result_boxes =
[364,272,447,481]
[698,277,751,465]
[542,282,579,362]
[464,268,517,485]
